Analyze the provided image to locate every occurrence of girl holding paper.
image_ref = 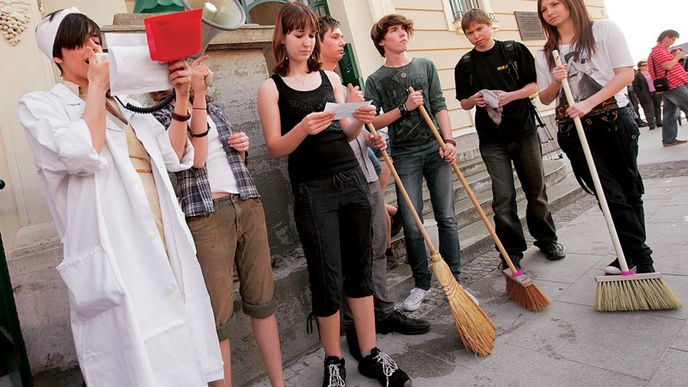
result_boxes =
[256,3,411,387]
[17,9,222,386]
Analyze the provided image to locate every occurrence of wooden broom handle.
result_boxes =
[346,84,439,254]
[365,123,439,255]
[408,87,521,274]
[551,50,629,272]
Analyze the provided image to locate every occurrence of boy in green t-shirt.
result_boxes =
[364,14,469,312]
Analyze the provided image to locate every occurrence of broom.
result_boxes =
[360,116,495,356]
[551,50,681,312]
[409,87,550,312]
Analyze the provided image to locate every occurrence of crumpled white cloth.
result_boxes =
[480,89,503,126]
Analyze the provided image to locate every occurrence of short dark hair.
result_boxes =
[460,9,492,33]
[657,29,679,43]
[47,11,101,74]
[370,14,414,57]
[637,61,647,67]
[318,15,340,41]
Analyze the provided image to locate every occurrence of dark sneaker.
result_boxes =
[390,211,403,236]
[376,309,430,335]
[499,256,522,271]
[323,356,346,387]
[358,348,412,387]
[539,242,565,261]
[345,327,362,361]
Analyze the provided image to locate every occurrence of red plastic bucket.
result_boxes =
[144,9,203,62]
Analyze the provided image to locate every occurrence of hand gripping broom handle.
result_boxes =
[551,50,630,273]
[407,87,521,275]
[365,123,440,255]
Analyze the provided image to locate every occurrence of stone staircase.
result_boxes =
[383,132,586,301]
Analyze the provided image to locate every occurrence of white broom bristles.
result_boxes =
[594,273,682,312]
[430,252,496,356]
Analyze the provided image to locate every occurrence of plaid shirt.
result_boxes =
[153,102,260,217]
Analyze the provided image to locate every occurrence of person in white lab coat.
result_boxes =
[16,8,223,386]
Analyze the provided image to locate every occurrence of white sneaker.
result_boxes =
[402,288,429,312]
[464,288,480,306]
[604,265,635,275]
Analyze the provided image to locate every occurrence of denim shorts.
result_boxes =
[292,167,374,316]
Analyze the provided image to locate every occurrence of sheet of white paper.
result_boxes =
[323,101,372,120]
[105,32,171,96]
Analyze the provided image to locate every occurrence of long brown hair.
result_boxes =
[272,2,321,76]
[537,0,595,69]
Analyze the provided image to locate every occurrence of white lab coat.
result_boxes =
[17,83,223,386]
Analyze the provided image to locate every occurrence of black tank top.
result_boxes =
[272,70,358,183]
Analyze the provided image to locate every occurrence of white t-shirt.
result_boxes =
[535,20,634,109]
[205,116,239,194]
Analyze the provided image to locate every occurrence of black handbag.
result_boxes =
[650,55,670,92]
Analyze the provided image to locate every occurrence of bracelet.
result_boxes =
[398,100,408,115]
[444,138,456,146]
[192,107,207,111]
[189,123,210,138]
[171,108,191,122]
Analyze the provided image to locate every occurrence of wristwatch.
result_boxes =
[171,107,191,122]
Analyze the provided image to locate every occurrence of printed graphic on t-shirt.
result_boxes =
[559,50,605,106]
[375,68,433,145]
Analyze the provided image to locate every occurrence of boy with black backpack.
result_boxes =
[454,9,564,269]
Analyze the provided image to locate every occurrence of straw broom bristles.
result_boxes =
[360,116,496,356]
[408,87,550,313]
[430,252,495,357]
[595,274,682,312]
[503,270,550,312]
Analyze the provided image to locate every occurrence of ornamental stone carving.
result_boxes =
[1,0,31,46]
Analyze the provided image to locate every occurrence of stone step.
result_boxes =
[385,158,568,225]
[385,167,586,303]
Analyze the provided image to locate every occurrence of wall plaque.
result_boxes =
[515,11,545,41]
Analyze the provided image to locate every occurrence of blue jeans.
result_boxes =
[479,131,558,262]
[661,84,688,144]
[394,149,460,290]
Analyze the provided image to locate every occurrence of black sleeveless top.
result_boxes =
[272,70,358,183]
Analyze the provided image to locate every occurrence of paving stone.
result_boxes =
[435,342,646,387]
[506,302,685,380]
[648,349,688,387]
[671,321,688,352]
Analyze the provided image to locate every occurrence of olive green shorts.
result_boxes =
[187,195,276,340]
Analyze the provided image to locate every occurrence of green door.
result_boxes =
[0,179,33,387]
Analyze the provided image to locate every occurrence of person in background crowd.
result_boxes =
[257,4,411,386]
[648,30,688,146]
[633,60,662,130]
[17,8,222,386]
[535,0,657,275]
[317,14,430,361]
